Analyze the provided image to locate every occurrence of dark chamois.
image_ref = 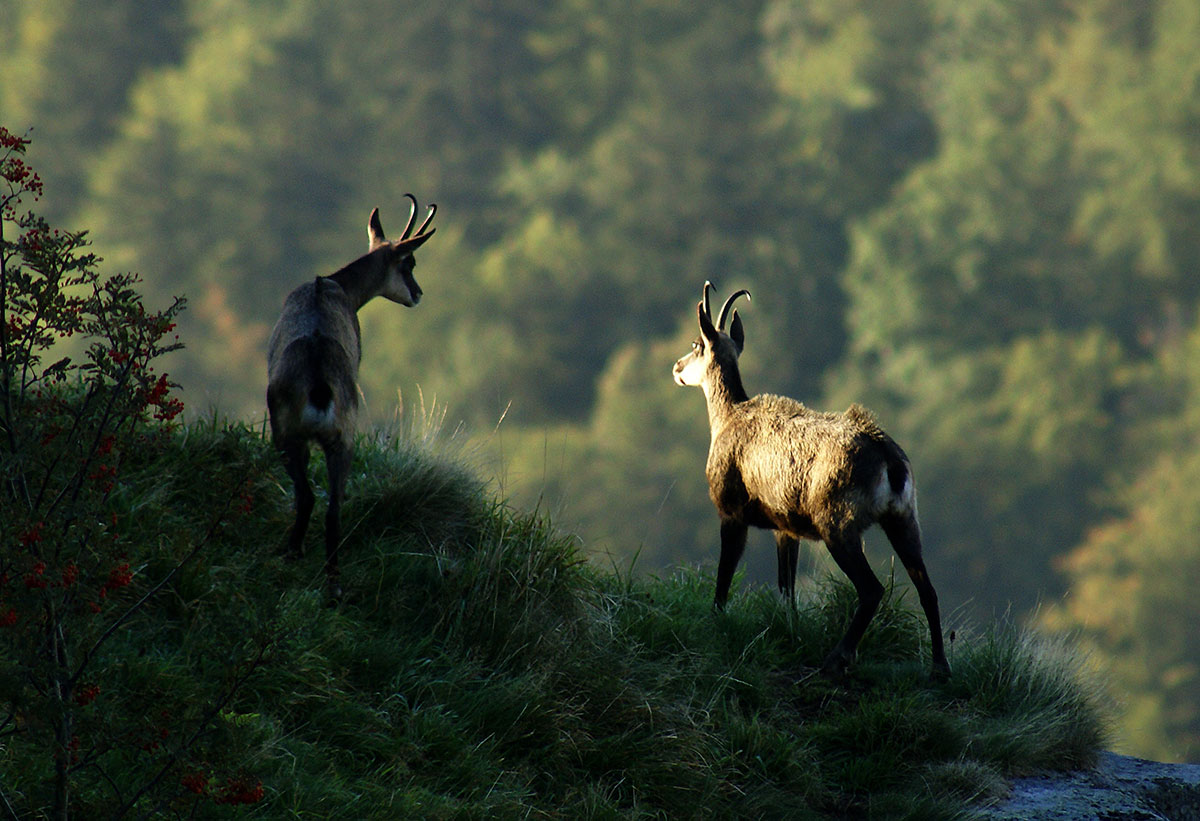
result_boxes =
[673,282,949,678]
[266,195,436,599]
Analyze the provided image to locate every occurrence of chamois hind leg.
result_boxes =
[820,530,883,675]
[775,532,799,606]
[279,438,314,559]
[320,437,352,602]
[713,519,748,611]
[880,513,950,679]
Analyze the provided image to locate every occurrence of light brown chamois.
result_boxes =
[266,195,436,599]
[673,282,949,678]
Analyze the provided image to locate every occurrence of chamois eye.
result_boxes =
[692,341,701,353]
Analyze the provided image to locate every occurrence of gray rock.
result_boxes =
[984,753,1200,820]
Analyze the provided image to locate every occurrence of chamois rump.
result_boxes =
[673,282,949,678]
[267,196,436,599]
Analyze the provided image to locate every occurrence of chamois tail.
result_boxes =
[882,450,916,516]
[298,336,341,431]
[301,380,336,430]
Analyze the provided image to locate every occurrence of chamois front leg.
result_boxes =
[279,439,314,559]
[775,532,799,606]
[714,519,748,611]
[820,531,884,676]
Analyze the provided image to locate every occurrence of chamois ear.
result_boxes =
[368,208,386,247]
[697,301,719,343]
[729,310,744,353]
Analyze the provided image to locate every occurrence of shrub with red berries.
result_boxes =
[1,125,207,818]
[2,124,184,639]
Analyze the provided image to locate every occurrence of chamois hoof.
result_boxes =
[819,649,853,680]
[785,666,824,686]
[323,582,343,607]
[278,534,304,561]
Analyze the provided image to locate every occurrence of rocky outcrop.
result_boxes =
[985,753,1200,820]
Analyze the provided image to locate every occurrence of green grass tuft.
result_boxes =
[2,420,1111,818]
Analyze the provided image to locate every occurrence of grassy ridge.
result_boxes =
[5,419,1110,818]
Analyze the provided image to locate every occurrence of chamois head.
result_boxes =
[366,193,437,307]
[673,281,750,387]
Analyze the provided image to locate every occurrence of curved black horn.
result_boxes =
[716,289,751,331]
[401,193,419,239]
[415,202,437,236]
[702,281,715,321]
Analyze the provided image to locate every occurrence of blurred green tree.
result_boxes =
[831,0,1199,617]
[1044,325,1200,763]
[0,0,187,218]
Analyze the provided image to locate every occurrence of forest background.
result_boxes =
[2,0,1198,763]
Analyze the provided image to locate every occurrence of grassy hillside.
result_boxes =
[2,417,1110,819]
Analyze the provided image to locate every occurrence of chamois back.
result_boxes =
[267,278,360,441]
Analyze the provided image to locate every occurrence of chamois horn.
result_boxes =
[717,289,751,331]
[401,193,419,239]
[415,201,437,236]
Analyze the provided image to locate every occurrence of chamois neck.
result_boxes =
[327,254,381,312]
[703,364,749,426]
